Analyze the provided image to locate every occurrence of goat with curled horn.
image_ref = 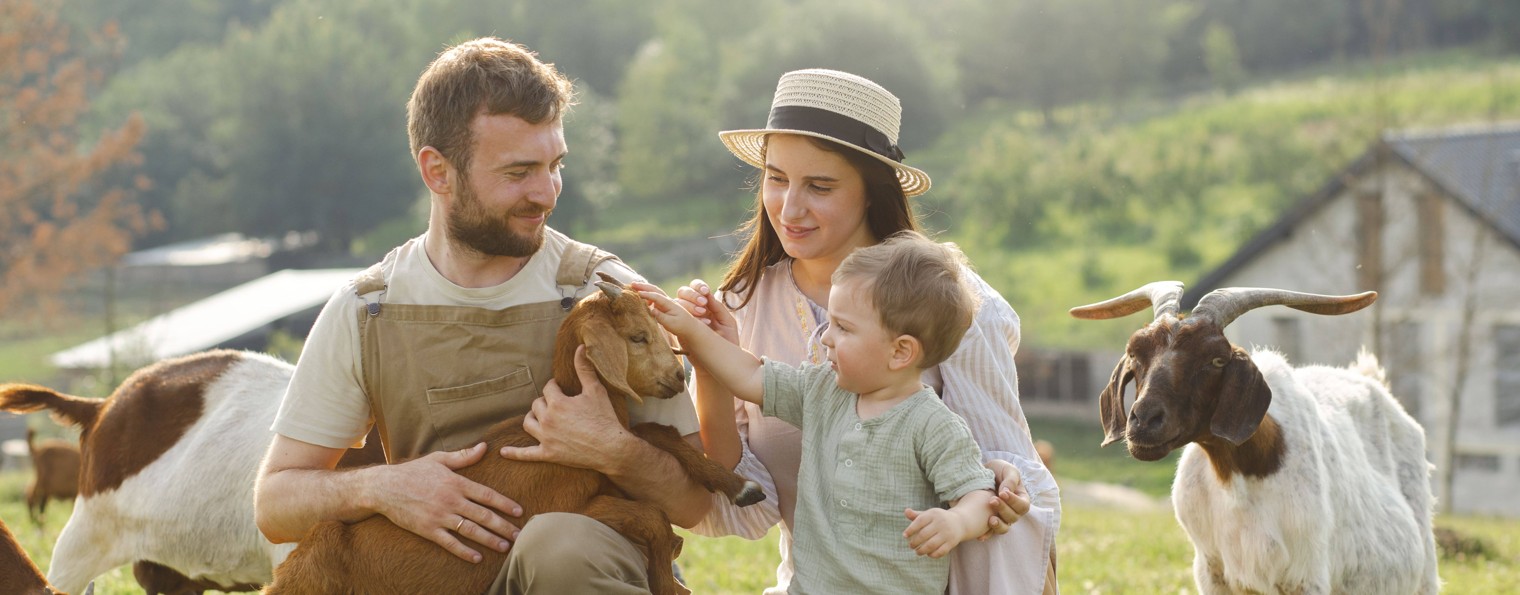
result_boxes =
[1070,282,1438,594]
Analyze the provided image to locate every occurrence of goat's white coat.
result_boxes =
[47,352,297,594]
[1171,350,1439,594]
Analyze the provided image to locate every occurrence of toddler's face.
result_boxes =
[822,278,897,394]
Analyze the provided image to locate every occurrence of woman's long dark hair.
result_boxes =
[719,135,921,309]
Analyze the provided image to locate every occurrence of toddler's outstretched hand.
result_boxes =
[637,287,703,338]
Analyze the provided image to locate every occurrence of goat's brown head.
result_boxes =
[555,272,687,403]
[1070,282,1376,461]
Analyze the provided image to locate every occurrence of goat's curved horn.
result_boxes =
[1192,288,1377,329]
[1069,281,1185,321]
[595,281,624,299]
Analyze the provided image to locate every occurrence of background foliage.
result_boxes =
[18,0,1512,348]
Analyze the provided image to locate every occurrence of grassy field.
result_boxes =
[4,414,1517,593]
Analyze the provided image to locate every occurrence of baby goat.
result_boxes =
[264,274,762,595]
[1071,282,1438,594]
[25,428,81,528]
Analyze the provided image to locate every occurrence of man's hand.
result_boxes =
[500,345,633,473]
[982,459,1032,538]
[366,443,522,563]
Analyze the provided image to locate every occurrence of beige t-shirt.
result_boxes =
[272,229,700,450]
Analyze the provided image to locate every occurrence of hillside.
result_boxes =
[913,54,1520,349]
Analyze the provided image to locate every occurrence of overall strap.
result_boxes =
[353,247,400,316]
[554,239,621,311]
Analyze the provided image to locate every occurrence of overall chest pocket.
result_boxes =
[425,366,537,452]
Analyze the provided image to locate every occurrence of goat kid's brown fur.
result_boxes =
[1,515,59,595]
[264,276,761,595]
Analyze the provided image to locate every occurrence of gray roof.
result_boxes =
[1185,122,1520,309]
[1386,122,1520,246]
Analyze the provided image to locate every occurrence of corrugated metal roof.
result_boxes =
[119,231,319,267]
[50,268,359,370]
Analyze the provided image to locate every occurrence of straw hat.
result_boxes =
[719,69,931,197]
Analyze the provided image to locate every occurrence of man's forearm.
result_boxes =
[601,432,713,528]
[256,460,378,543]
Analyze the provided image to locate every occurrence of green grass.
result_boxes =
[1028,415,1179,498]
[6,443,1519,593]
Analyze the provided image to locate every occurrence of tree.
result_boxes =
[0,0,155,317]
[1202,21,1246,93]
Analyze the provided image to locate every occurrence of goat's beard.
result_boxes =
[446,173,549,258]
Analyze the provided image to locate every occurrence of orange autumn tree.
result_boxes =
[0,0,156,318]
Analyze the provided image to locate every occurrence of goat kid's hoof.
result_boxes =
[733,481,766,507]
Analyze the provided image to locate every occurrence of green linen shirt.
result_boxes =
[760,359,996,594]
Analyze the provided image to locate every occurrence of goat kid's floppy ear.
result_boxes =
[1209,348,1272,445]
[579,318,640,403]
[1099,355,1134,447]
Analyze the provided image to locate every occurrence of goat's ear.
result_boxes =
[1209,348,1272,445]
[580,318,640,403]
[1099,355,1133,447]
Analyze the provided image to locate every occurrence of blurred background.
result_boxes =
[2,0,1519,592]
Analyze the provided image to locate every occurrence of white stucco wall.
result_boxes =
[1206,161,1520,515]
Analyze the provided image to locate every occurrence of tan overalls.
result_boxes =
[352,239,653,594]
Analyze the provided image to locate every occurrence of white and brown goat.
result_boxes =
[263,274,762,595]
[1071,282,1438,594]
[0,351,380,595]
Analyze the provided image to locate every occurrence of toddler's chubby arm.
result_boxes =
[638,287,766,406]
[903,489,999,558]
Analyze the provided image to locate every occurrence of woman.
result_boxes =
[679,69,1060,594]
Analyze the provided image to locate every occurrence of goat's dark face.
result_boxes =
[1103,316,1272,461]
[569,275,687,403]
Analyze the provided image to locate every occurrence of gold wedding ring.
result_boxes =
[455,518,466,532]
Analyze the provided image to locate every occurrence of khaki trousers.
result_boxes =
[490,513,651,595]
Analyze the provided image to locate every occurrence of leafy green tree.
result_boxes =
[62,0,279,68]
[956,0,1171,126]
[614,18,727,205]
[1203,21,1246,93]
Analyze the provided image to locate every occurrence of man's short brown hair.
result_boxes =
[406,37,575,172]
[833,231,980,369]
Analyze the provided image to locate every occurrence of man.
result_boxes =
[254,37,711,594]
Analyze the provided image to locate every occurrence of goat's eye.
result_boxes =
[631,333,648,344]
[1211,357,1227,368]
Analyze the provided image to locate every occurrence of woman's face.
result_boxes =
[761,134,876,264]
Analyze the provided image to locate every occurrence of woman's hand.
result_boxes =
[675,279,739,345]
[980,459,1031,538]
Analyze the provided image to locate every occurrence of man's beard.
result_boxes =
[446,175,549,258]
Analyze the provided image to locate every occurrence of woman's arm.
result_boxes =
[936,275,1058,502]
[672,280,786,540]
[691,368,742,469]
